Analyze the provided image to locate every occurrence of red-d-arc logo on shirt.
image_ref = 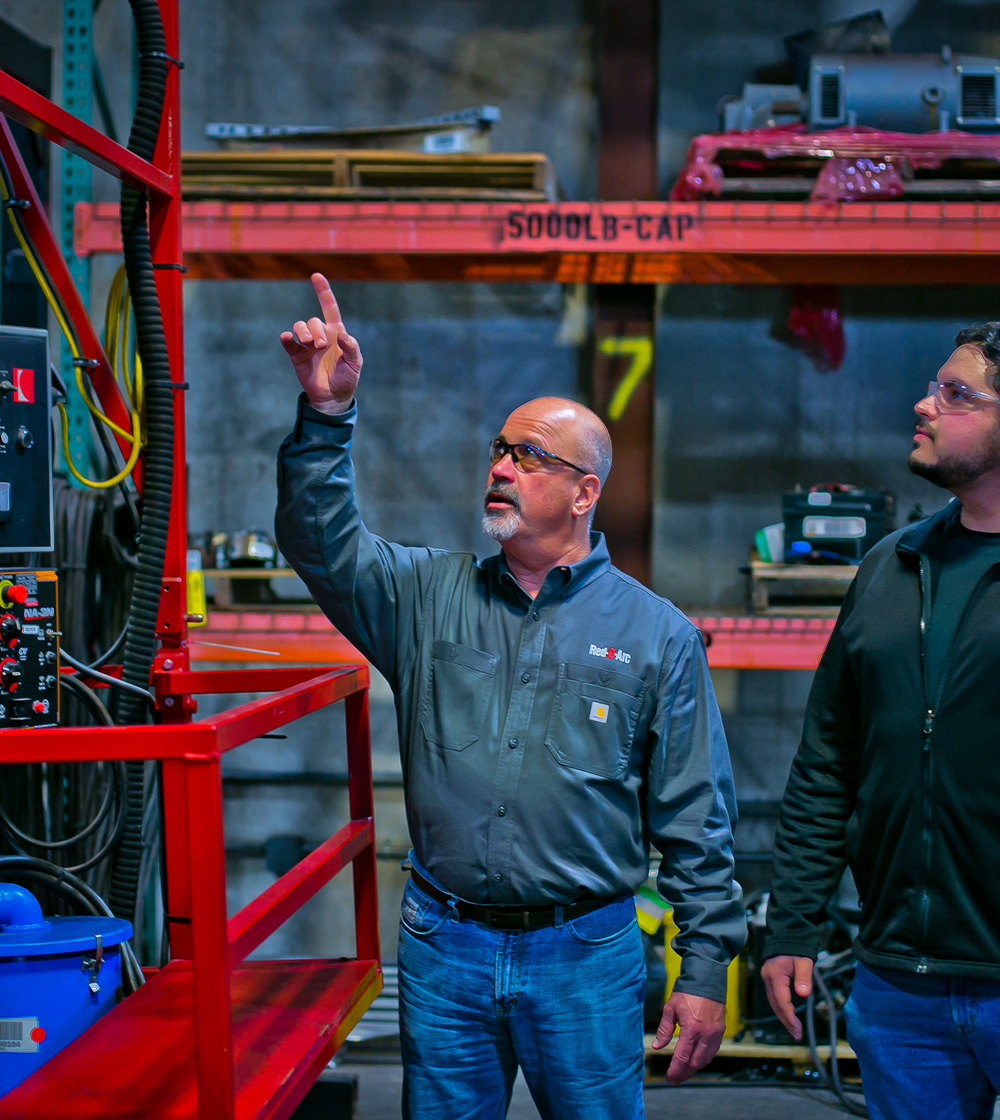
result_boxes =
[588,643,632,664]
[12,368,34,403]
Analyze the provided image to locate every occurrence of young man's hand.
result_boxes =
[760,954,814,1040]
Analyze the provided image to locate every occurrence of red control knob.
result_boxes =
[33,701,45,714]
[6,584,27,605]
[0,614,20,647]
[0,657,21,692]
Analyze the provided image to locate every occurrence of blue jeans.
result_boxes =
[397,878,646,1120]
[845,962,1000,1120]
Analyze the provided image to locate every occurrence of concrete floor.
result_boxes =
[331,1059,864,1119]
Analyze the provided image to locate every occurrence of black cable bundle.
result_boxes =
[108,0,174,924]
[0,481,134,909]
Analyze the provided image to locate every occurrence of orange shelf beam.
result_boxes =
[691,615,835,671]
[76,199,1000,284]
[189,611,364,664]
[189,609,833,670]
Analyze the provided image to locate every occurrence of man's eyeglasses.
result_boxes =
[489,437,588,475]
[925,380,1000,413]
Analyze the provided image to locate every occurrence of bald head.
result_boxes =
[507,397,613,485]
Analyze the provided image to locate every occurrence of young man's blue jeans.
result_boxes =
[397,876,646,1120]
[845,962,1000,1120]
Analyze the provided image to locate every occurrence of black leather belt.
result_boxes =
[409,869,621,932]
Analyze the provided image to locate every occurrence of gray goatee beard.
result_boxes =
[482,508,520,541]
[483,485,521,541]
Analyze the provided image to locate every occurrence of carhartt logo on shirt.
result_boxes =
[589,701,609,723]
[588,643,631,664]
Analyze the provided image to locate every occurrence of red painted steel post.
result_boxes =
[160,757,195,959]
[185,754,236,1119]
[344,687,380,963]
[149,0,191,690]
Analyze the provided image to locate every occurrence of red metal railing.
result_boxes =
[1,3,382,1115]
[2,665,381,1120]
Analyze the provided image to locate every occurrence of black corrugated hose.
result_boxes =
[108,0,174,924]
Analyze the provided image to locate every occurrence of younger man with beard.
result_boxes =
[274,274,744,1120]
[762,323,1000,1120]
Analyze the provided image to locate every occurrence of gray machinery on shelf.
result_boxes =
[720,45,1000,133]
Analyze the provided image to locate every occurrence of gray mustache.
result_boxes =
[485,486,520,511]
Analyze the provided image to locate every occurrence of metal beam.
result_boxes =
[61,0,93,481]
[593,0,659,585]
[0,116,135,462]
[0,69,171,195]
[74,199,1000,269]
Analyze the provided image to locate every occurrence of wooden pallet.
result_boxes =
[748,558,856,617]
[644,1033,859,1082]
[181,149,558,201]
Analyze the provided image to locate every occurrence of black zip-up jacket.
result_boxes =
[764,500,1000,977]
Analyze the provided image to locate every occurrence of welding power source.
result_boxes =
[783,484,894,563]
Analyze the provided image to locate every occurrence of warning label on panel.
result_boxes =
[12,369,35,404]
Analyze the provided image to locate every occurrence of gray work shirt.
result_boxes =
[275,396,745,1001]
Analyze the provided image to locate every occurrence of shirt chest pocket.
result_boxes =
[544,662,645,780]
[421,639,499,751]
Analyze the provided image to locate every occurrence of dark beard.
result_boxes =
[908,428,1000,489]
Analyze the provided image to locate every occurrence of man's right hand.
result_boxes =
[760,955,813,1040]
[280,273,362,412]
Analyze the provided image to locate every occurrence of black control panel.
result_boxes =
[0,570,59,728]
[0,326,53,553]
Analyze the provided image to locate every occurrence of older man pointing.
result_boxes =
[274,273,745,1120]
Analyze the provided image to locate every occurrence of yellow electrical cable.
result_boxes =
[74,367,134,441]
[104,264,144,425]
[3,203,79,359]
[57,400,141,488]
[0,169,144,487]
[123,286,144,417]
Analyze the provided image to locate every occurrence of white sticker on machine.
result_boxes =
[802,515,866,539]
[0,1017,43,1052]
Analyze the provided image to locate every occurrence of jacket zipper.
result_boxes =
[915,551,996,971]
[917,554,932,971]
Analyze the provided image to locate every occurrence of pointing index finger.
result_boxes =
[310,273,344,329]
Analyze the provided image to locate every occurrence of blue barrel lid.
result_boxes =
[0,915,132,956]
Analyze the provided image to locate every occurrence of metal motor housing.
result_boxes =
[809,47,1000,131]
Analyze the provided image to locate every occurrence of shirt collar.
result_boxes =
[896,499,962,556]
[494,532,612,604]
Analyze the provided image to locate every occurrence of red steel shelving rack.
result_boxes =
[0,4,382,1116]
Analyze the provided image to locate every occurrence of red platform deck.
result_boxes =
[2,959,380,1120]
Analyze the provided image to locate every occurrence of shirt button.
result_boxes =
[532,611,540,621]
[497,805,507,816]
[494,872,503,883]
[520,673,530,684]
[508,738,518,749]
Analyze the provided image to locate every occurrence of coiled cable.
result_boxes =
[0,855,144,993]
[109,0,175,927]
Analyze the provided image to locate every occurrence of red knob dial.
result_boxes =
[0,657,21,692]
[0,614,20,647]
[6,584,27,605]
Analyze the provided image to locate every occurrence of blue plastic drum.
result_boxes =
[0,883,132,1096]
